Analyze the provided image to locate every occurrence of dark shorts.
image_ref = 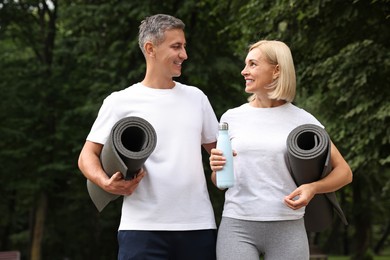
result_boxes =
[117,229,216,260]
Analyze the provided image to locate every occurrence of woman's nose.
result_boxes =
[241,66,248,76]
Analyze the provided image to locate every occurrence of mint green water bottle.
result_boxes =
[216,122,234,189]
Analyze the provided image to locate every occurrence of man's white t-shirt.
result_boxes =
[87,82,218,230]
[220,102,322,221]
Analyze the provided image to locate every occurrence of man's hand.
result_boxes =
[103,168,146,196]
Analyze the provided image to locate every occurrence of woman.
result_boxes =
[209,40,352,259]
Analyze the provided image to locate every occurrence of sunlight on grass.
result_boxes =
[328,256,390,260]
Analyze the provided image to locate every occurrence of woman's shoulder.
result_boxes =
[286,103,323,126]
[220,103,250,121]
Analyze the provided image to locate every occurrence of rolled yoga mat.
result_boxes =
[87,116,157,212]
[286,124,348,232]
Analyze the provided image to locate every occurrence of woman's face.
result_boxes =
[241,48,277,95]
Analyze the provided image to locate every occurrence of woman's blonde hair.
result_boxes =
[247,40,296,102]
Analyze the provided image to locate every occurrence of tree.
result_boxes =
[0,0,388,259]
[0,1,59,259]
[0,0,244,258]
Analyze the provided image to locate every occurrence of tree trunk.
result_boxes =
[351,174,373,260]
[30,193,48,260]
[374,223,390,254]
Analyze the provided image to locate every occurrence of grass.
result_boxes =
[328,256,390,260]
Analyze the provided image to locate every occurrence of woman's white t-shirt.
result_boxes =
[220,102,322,221]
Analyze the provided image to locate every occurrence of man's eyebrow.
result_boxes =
[171,42,186,45]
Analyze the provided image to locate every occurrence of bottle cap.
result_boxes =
[219,122,229,130]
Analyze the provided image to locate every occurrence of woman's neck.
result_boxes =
[250,96,286,108]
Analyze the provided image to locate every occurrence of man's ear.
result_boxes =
[144,42,155,58]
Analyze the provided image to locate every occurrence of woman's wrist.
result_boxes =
[211,171,217,186]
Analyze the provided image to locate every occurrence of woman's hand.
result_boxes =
[284,183,316,210]
[209,148,226,172]
[209,148,236,187]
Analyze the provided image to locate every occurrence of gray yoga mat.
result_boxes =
[87,116,157,212]
[286,124,348,231]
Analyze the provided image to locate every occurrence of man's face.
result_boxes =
[154,29,188,78]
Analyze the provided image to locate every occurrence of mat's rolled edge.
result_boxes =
[87,116,157,212]
[113,117,157,179]
[287,124,348,230]
[114,118,157,158]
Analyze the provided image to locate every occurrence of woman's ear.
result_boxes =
[273,64,280,80]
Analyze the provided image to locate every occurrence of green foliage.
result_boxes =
[0,0,389,258]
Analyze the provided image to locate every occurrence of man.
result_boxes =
[78,14,218,260]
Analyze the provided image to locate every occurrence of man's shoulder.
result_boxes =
[175,81,205,95]
[104,83,141,99]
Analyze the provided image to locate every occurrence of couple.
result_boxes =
[78,14,352,260]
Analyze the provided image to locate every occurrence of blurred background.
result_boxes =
[0,0,389,259]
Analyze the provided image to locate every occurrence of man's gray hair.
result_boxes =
[138,14,185,55]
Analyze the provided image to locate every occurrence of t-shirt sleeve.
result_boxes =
[86,95,121,144]
[201,94,219,144]
[299,107,324,128]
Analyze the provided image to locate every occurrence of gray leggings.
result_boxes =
[217,217,309,260]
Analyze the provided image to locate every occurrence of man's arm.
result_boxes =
[203,142,217,185]
[202,141,217,155]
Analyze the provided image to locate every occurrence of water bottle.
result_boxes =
[216,122,234,189]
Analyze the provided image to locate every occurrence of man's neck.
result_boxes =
[142,70,175,89]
